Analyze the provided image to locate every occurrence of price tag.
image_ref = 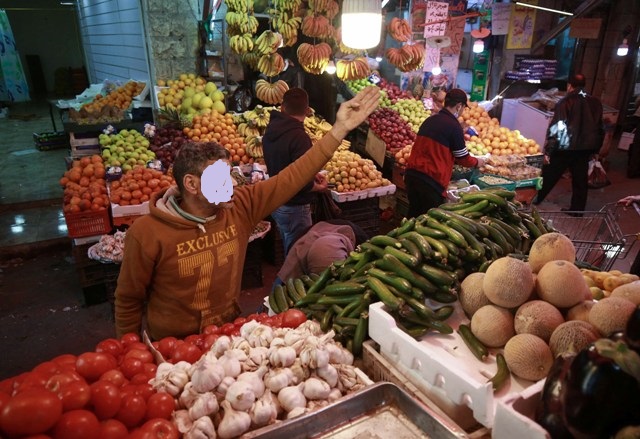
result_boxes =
[365,128,386,167]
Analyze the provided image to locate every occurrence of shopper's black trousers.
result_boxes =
[537,150,592,211]
[405,173,445,219]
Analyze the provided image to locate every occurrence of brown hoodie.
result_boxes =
[114,133,341,340]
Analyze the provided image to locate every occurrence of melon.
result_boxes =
[504,334,553,381]
[459,272,491,318]
[483,257,535,309]
[536,260,590,308]
[610,280,640,305]
[566,300,595,323]
[514,300,564,342]
[589,296,636,336]
[528,232,576,273]
[470,304,515,348]
[549,320,599,357]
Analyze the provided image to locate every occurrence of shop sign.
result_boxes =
[491,2,511,35]
[569,18,602,39]
[365,129,387,167]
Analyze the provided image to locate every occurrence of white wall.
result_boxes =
[77,0,150,83]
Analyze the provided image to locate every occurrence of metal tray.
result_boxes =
[241,382,468,438]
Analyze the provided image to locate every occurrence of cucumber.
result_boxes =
[367,267,412,294]
[370,235,402,248]
[384,245,419,268]
[286,278,302,302]
[268,290,281,314]
[446,220,485,259]
[398,231,433,259]
[419,235,449,262]
[415,264,456,287]
[367,277,404,311]
[440,202,474,211]
[352,312,368,357]
[457,323,488,361]
[316,294,363,305]
[399,237,422,262]
[423,217,469,249]
[273,284,289,312]
[306,266,334,296]
[460,191,508,207]
[388,217,417,237]
[320,307,336,332]
[489,353,510,391]
[455,199,490,215]
[293,278,307,298]
[359,242,386,259]
[377,253,438,294]
[414,224,448,240]
[321,281,367,296]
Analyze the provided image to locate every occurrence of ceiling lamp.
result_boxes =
[472,39,485,53]
[470,27,490,54]
[341,0,382,49]
[325,60,337,74]
[617,38,629,56]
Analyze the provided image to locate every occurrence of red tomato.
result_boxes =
[143,363,157,377]
[246,313,261,322]
[138,418,179,439]
[230,327,241,337]
[95,339,124,358]
[0,377,15,396]
[52,409,100,439]
[121,358,145,380]
[184,334,201,346]
[0,388,63,436]
[220,322,236,336]
[124,342,149,353]
[75,352,118,382]
[120,333,141,346]
[0,392,10,413]
[256,312,270,322]
[14,371,50,393]
[201,324,220,335]
[266,314,283,328]
[281,309,307,328]
[130,373,152,385]
[99,369,127,387]
[90,381,122,420]
[52,354,78,371]
[56,380,91,411]
[171,343,202,364]
[202,334,220,351]
[99,419,128,439]
[233,316,248,326]
[145,392,176,420]
[156,337,177,359]
[134,383,155,401]
[32,361,60,377]
[115,394,146,428]
[124,349,154,364]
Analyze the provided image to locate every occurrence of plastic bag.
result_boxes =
[587,159,611,189]
[313,191,342,221]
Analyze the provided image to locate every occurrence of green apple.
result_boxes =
[122,163,132,172]
[139,153,149,161]
[204,81,217,95]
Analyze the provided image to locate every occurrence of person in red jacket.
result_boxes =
[404,89,485,218]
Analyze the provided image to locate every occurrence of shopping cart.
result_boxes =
[537,203,640,271]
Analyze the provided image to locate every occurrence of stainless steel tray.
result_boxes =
[241,382,469,438]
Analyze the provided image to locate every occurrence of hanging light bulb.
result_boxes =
[341,0,382,49]
[325,60,336,74]
[432,65,442,76]
[472,39,485,53]
[617,39,629,56]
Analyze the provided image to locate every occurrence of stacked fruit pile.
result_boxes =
[183,112,250,165]
[367,107,416,151]
[70,81,146,124]
[393,144,412,165]
[99,129,156,172]
[267,0,303,47]
[391,98,431,132]
[59,155,109,214]
[322,149,390,192]
[109,167,174,206]
[225,0,259,55]
[344,79,392,106]
[147,126,189,170]
[156,74,225,115]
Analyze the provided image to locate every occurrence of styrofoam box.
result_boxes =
[111,201,150,218]
[330,183,396,203]
[492,379,550,439]
[368,301,538,428]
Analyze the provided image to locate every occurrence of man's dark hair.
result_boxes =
[282,87,309,116]
[569,74,586,88]
[172,141,230,193]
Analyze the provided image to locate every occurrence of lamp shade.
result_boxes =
[341,0,382,49]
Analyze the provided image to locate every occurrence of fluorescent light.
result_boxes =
[515,2,573,16]
[381,0,389,7]
[617,39,629,56]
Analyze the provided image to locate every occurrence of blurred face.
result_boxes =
[189,159,235,208]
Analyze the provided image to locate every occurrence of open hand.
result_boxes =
[331,86,380,140]
[617,195,640,206]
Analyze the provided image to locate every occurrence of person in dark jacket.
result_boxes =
[534,74,604,211]
[263,87,328,255]
[404,88,485,218]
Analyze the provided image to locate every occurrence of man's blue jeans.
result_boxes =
[271,204,312,257]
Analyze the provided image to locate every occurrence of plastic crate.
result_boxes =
[472,173,517,191]
[33,131,69,151]
[64,207,112,238]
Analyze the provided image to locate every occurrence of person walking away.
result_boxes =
[534,74,604,211]
[404,88,485,218]
[263,88,328,256]
[114,86,381,340]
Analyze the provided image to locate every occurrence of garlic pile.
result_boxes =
[87,230,126,263]
[150,319,368,438]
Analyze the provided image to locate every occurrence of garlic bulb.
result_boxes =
[335,364,358,391]
[239,319,261,339]
[290,359,310,384]
[299,344,329,369]
[243,346,269,372]
[269,345,296,368]
[231,337,251,355]
[184,415,216,439]
[246,324,274,348]
[286,406,308,419]
[172,409,194,434]
[215,376,236,400]
[307,399,330,411]
[151,362,190,396]
[237,364,267,398]
[264,367,295,393]
[303,377,331,400]
[225,380,256,411]
[217,400,252,439]
[328,388,343,402]
[190,353,224,393]
[269,336,286,348]
[296,320,323,335]
[325,342,354,365]
[188,392,219,420]
[179,382,200,409]
[278,383,307,413]
[249,390,278,428]
[217,353,241,378]
[283,330,306,348]
[316,364,338,388]
[225,348,248,363]
[211,335,231,357]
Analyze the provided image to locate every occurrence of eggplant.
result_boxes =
[561,340,640,439]
[624,306,640,353]
[535,354,575,439]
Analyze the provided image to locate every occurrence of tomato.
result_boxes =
[124,349,154,364]
[130,373,152,385]
[202,334,220,351]
[171,343,202,364]
[99,419,128,439]
[230,327,241,337]
[138,418,179,439]
[246,313,261,323]
[56,380,91,411]
[90,381,122,420]
[32,361,60,377]
[14,371,50,393]
[99,369,127,387]
[0,377,15,396]
[133,383,154,401]
[220,322,236,336]
[266,314,283,328]
[201,324,220,335]
[281,309,307,328]
[52,354,78,372]
[233,316,248,326]
[115,394,146,428]
[145,392,176,420]
[156,337,178,359]
[143,363,157,377]
[121,358,145,380]
[52,409,100,439]
[0,389,63,436]
[76,352,118,382]
[0,393,10,413]
[124,342,149,353]
[120,333,141,346]
[95,339,124,358]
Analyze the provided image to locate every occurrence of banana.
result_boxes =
[388,17,412,42]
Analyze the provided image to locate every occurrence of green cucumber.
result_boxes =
[321,281,367,296]
[273,284,289,312]
[377,253,438,294]
[457,323,488,361]
[424,217,469,249]
[370,235,402,248]
[367,277,404,311]
[399,237,422,262]
[415,264,456,287]
[359,242,386,259]
[398,231,434,259]
[367,267,412,294]
[384,245,419,268]
[460,191,508,207]
[414,224,448,240]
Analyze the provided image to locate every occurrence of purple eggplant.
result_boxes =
[535,354,575,439]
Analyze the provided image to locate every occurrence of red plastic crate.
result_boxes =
[64,207,112,238]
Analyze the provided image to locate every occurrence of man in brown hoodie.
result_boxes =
[114,86,380,340]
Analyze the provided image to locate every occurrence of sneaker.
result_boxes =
[561,208,583,217]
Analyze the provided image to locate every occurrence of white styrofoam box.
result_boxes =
[618,131,635,151]
[153,86,169,109]
[330,183,397,203]
[133,81,150,102]
[493,379,550,439]
[111,201,150,218]
[368,301,537,428]
[73,235,102,246]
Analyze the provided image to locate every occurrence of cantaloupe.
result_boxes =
[566,300,595,323]
[589,296,636,336]
[459,272,491,318]
[504,334,553,381]
[610,280,640,305]
[470,304,515,348]
[528,232,576,273]
[514,300,564,342]
[549,320,599,357]
[536,260,590,308]
[483,257,535,309]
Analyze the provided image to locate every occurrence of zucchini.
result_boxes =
[460,191,508,207]
[320,307,336,332]
[294,292,322,307]
[398,231,434,259]
[415,264,456,287]
[377,253,438,294]
[286,278,302,302]
[316,294,363,305]
[414,224,448,240]
[446,220,485,259]
[359,242,386,259]
[440,202,474,211]
[268,289,281,314]
[399,237,422,263]
[419,235,449,262]
[424,217,469,249]
[306,266,334,296]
